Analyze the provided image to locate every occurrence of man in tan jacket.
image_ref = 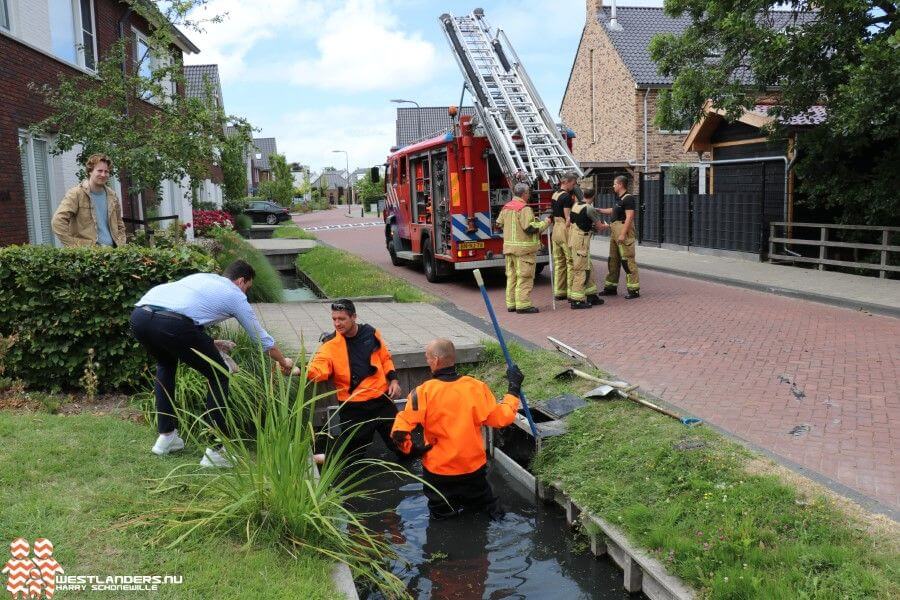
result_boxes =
[496,182,549,314]
[52,153,127,247]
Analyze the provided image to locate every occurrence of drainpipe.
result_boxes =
[643,88,650,173]
[607,0,623,31]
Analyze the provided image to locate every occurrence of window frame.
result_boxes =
[17,131,59,247]
[132,27,175,104]
[48,0,97,72]
[0,0,12,33]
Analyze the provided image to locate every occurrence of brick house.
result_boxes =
[184,63,226,208]
[560,2,708,194]
[250,137,277,191]
[0,0,199,247]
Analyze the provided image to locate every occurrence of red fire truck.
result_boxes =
[382,9,582,282]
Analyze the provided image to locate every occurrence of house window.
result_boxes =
[18,134,56,246]
[134,29,174,103]
[1,0,11,31]
[49,0,97,70]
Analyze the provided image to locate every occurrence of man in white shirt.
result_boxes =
[130,260,294,467]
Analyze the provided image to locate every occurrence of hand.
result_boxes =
[597,222,610,231]
[387,379,402,399]
[506,364,525,397]
[617,233,626,243]
[214,339,236,354]
[279,357,294,375]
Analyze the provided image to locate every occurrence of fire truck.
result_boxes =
[382,8,582,282]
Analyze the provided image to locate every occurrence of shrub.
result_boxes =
[192,199,218,211]
[0,245,217,391]
[223,196,250,217]
[193,210,235,237]
[234,213,253,233]
[209,230,284,303]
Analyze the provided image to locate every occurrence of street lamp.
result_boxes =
[332,150,350,215]
[390,98,422,143]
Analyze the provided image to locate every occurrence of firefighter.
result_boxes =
[598,175,640,299]
[391,338,524,519]
[307,299,403,462]
[497,182,549,314]
[549,173,578,301]
[567,188,609,309]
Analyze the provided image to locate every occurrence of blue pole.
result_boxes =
[473,269,539,438]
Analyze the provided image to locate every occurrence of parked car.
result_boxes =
[244,200,291,225]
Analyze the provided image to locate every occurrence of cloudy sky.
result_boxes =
[184,0,661,172]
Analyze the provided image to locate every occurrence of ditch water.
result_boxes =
[280,272,320,302]
[356,444,639,600]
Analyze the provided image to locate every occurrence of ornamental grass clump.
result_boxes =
[143,341,408,598]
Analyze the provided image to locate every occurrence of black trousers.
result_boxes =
[331,396,400,463]
[129,307,228,435]
[423,465,501,520]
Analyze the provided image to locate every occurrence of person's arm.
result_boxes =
[231,292,292,372]
[481,366,522,428]
[597,207,613,216]
[620,209,635,242]
[306,346,333,382]
[376,332,401,398]
[51,188,80,247]
[390,391,425,454]
[586,206,610,232]
[522,207,548,234]
[563,193,572,227]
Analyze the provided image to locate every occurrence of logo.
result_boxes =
[3,538,64,600]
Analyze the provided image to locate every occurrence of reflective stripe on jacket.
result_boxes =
[391,371,520,475]
[307,326,396,402]
[497,197,547,256]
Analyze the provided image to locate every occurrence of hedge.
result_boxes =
[0,244,217,392]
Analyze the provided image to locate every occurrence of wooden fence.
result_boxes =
[768,222,900,278]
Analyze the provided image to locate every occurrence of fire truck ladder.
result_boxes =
[439,9,583,185]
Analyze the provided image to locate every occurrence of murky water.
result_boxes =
[280,273,320,301]
[356,445,639,600]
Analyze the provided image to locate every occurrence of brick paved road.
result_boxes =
[294,209,900,510]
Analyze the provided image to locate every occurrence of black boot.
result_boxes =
[598,287,617,296]
[570,300,591,310]
[554,295,567,301]
[507,307,517,312]
[587,294,604,306]
[517,306,540,314]
[624,289,640,300]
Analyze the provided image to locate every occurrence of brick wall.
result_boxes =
[635,89,707,173]
[560,2,637,164]
[0,0,184,246]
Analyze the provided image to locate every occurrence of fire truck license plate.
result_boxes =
[458,241,484,250]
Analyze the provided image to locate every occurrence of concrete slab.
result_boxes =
[252,301,489,362]
[247,238,316,255]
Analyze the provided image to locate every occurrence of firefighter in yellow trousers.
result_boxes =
[567,188,608,309]
[549,174,577,300]
[497,182,549,314]
[598,175,640,299]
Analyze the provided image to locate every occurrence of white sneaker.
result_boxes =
[151,431,185,456]
[200,447,234,468]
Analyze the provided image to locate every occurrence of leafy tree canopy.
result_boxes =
[651,1,900,225]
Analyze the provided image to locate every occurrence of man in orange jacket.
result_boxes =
[307,299,403,462]
[391,338,524,519]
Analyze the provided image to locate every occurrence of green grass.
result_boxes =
[462,342,900,600]
[0,411,339,599]
[296,246,434,303]
[273,224,317,240]
[210,230,284,303]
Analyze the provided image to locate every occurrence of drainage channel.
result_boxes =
[354,441,640,600]
[279,272,321,302]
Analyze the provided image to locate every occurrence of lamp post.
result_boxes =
[390,98,422,143]
[332,149,350,216]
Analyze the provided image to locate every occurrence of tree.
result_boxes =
[650,1,900,225]
[221,123,252,203]
[29,1,238,209]
[354,172,384,203]
[256,153,294,206]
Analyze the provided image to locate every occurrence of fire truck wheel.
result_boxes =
[387,225,405,266]
[422,243,448,283]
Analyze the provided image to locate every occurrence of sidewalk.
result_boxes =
[590,237,900,317]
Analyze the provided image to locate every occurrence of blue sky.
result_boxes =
[184,0,661,173]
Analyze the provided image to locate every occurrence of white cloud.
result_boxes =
[286,0,437,91]
[267,105,396,171]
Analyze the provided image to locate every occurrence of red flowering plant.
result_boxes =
[192,210,235,237]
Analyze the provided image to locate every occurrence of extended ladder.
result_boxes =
[439,9,583,185]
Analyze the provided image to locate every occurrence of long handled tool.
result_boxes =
[546,227,556,311]
[473,269,539,438]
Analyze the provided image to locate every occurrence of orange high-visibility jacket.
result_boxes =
[307,325,396,402]
[391,369,520,475]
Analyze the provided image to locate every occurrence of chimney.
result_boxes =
[586,0,601,23]
[607,0,623,31]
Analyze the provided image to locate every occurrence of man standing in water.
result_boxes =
[391,338,524,519]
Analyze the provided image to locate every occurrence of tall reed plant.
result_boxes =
[140,340,409,598]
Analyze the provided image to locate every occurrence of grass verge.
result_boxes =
[296,245,435,303]
[210,230,284,302]
[462,342,900,599]
[0,411,339,599]
[273,224,317,240]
